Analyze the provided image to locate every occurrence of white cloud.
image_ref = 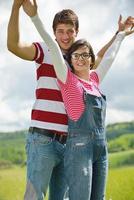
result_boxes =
[0,100,33,132]
[106,108,134,125]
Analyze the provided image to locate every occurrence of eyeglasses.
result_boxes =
[71,52,92,60]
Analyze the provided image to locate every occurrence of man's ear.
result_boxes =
[53,30,56,36]
[54,31,57,41]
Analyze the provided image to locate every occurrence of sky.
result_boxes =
[0,0,134,132]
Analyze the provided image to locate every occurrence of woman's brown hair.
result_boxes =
[66,39,95,71]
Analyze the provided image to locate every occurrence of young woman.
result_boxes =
[23,1,134,199]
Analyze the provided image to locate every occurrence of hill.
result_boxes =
[0,121,134,168]
[0,130,26,168]
[106,121,134,141]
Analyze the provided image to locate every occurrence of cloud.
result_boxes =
[0,101,31,132]
[106,108,134,125]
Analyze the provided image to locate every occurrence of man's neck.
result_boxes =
[61,48,68,55]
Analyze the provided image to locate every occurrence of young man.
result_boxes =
[7,0,134,199]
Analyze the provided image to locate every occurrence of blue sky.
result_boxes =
[0,0,134,131]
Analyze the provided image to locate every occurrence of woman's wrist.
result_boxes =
[115,31,126,40]
[31,14,39,22]
[115,30,119,35]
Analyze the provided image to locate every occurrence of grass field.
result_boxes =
[0,166,134,200]
[106,166,134,200]
[0,167,25,200]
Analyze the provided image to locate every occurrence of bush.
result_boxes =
[108,134,134,153]
[109,150,134,168]
[0,160,13,169]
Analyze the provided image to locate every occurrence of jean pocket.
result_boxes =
[92,103,102,110]
[34,133,53,145]
[92,104,101,108]
[67,136,91,150]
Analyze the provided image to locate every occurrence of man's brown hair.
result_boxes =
[52,9,79,32]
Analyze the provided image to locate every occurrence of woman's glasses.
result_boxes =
[71,52,92,60]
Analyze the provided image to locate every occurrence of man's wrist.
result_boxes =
[12,2,22,9]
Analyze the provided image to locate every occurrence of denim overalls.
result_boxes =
[64,89,108,200]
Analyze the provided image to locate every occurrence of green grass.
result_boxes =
[0,167,26,200]
[106,166,134,200]
[0,166,48,200]
[0,166,134,200]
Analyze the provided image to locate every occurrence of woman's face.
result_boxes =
[71,45,92,74]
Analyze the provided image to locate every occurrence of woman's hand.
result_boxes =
[125,16,134,35]
[118,15,134,36]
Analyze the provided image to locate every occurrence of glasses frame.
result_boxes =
[71,52,92,60]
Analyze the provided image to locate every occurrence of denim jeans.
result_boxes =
[64,134,108,200]
[24,131,67,200]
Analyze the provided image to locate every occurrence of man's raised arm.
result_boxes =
[7,0,36,61]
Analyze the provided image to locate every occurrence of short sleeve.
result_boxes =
[90,70,99,87]
[33,42,44,64]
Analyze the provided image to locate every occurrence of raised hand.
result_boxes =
[22,0,37,17]
[118,15,134,36]
[13,0,25,8]
[125,16,134,35]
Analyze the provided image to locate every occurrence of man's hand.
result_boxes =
[13,0,25,8]
[118,15,134,36]
[23,0,37,17]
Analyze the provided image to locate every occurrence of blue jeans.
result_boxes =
[64,134,108,200]
[24,131,67,200]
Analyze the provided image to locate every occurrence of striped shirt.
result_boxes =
[58,69,100,120]
[30,42,68,133]
[31,15,125,130]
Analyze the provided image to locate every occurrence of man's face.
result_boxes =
[54,23,78,53]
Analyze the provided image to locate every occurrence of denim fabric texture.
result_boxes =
[24,131,67,200]
[64,92,108,200]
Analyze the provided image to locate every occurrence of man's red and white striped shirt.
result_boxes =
[30,42,68,134]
